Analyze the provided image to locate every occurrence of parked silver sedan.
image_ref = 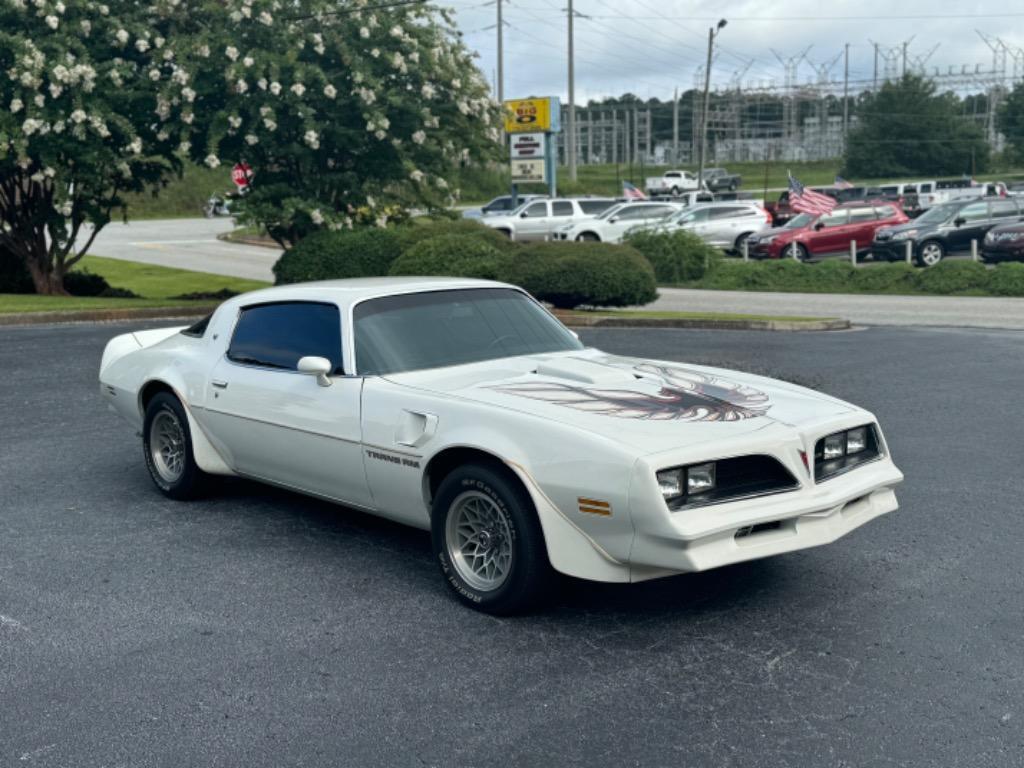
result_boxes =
[633,202,772,252]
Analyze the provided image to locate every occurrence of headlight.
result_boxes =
[814,425,882,482]
[985,230,995,243]
[687,463,716,494]
[656,455,799,510]
[892,229,917,241]
[656,463,716,503]
[656,468,684,499]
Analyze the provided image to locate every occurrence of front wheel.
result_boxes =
[785,242,809,262]
[576,232,600,242]
[431,463,553,615]
[916,240,945,267]
[729,180,738,191]
[143,392,209,500]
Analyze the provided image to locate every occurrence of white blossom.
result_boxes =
[290,82,306,97]
[80,20,91,35]
[412,130,426,145]
[45,15,59,29]
[366,196,376,208]
[435,177,449,189]
[359,27,370,39]
[178,140,191,153]
[135,39,150,53]
[70,109,87,124]
[258,11,273,25]
[323,84,337,99]
[374,129,386,140]
[225,46,239,61]
[205,154,220,168]
[245,134,259,145]
[269,81,281,95]
[228,115,242,129]
[371,48,380,58]
[243,56,254,67]
[10,98,23,114]
[149,68,161,81]
[59,202,73,216]
[257,78,268,90]
[410,169,425,183]
[34,94,44,107]
[421,83,435,99]
[390,25,403,38]
[181,87,196,102]
[197,44,210,58]
[115,29,129,45]
[310,209,324,225]
[304,130,320,149]
[128,136,142,154]
[235,79,248,94]
[263,118,277,131]
[181,112,194,124]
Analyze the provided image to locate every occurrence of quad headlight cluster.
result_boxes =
[656,455,799,511]
[814,425,881,481]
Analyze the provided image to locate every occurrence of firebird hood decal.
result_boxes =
[490,363,771,422]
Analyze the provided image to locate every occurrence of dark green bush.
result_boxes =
[516,242,657,309]
[272,227,402,285]
[914,260,990,294]
[625,229,720,282]
[986,262,1024,296]
[62,269,111,296]
[388,234,508,280]
[0,248,33,293]
[393,217,514,255]
[851,263,918,293]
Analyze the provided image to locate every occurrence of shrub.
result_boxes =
[393,217,515,255]
[852,263,918,293]
[986,262,1024,296]
[516,242,657,309]
[389,234,509,280]
[272,227,402,285]
[61,269,140,298]
[625,229,720,282]
[914,260,990,294]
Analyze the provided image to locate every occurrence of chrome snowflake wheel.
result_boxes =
[149,409,186,484]
[445,490,514,592]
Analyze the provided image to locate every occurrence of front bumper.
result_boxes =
[625,420,904,581]
[982,245,1024,262]
[871,239,915,260]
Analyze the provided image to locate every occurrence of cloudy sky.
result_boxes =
[444,0,1024,103]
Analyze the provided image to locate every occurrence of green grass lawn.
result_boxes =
[0,255,269,315]
[561,308,835,323]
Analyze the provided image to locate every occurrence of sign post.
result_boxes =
[503,97,561,199]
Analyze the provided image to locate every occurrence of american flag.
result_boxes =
[834,175,854,190]
[622,181,647,200]
[789,174,837,216]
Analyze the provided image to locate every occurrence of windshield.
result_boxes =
[596,203,626,220]
[784,213,814,229]
[354,288,584,375]
[915,203,959,224]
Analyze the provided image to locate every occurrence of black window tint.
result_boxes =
[709,206,745,219]
[181,313,212,338]
[959,202,988,222]
[991,200,1019,218]
[551,201,574,216]
[228,302,343,374]
[918,183,933,192]
[580,200,614,214]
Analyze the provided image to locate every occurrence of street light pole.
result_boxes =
[567,0,577,181]
[697,19,726,190]
[496,0,503,105]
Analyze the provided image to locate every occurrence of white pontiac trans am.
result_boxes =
[99,277,903,614]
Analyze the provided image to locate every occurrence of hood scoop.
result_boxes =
[534,357,641,386]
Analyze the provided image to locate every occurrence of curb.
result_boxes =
[216,231,281,250]
[0,305,214,326]
[554,312,849,332]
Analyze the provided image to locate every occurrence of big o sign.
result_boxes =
[503,98,553,134]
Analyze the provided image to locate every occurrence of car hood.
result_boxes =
[753,225,801,240]
[382,348,858,455]
[879,220,933,236]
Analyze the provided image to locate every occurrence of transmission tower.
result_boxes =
[771,47,811,140]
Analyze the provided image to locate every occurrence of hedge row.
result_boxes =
[274,218,662,308]
[689,259,1024,297]
[1,248,136,297]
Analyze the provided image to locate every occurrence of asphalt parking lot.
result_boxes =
[2,321,1023,767]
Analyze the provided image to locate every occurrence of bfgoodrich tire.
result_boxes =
[142,392,209,500]
[431,462,553,615]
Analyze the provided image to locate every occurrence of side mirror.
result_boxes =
[954,217,965,227]
[520,211,529,218]
[814,222,825,231]
[609,216,619,223]
[297,356,333,387]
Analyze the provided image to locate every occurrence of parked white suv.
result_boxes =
[558,201,682,243]
[635,202,771,252]
[481,198,617,242]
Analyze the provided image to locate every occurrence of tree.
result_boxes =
[843,75,989,179]
[183,0,502,248]
[997,82,1024,165]
[0,1,193,294]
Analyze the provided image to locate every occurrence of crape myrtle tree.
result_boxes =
[183,0,503,248]
[0,0,196,294]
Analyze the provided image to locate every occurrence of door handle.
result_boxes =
[211,379,228,389]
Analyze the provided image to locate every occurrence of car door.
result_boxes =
[808,208,850,255]
[607,205,673,242]
[705,205,748,247]
[675,207,713,239]
[847,206,881,249]
[947,201,989,250]
[986,198,1021,230]
[199,301,374,509]
[514,201,551,241]
[548,200,576,238]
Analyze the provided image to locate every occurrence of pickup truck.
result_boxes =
[645,170,701,197]
[701,167,742,192]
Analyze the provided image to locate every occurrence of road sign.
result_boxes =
[510,158,547,184]
[510,132,546,160]
[232,162,253,189]
[503,98,555,133]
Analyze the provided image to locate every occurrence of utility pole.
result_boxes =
[698,19,727,187]
[873,42,878,90]
[496,0,503,105]
[902,40,908,77]
[672,87,679,164]
[843,43,850,136]
[567,0,577,181]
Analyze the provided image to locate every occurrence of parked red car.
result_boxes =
[746,202,909,261]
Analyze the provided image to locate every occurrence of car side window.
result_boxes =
[849,208,877,223]
[959,202,988,222]
[228,302,343,374]
[990,200,1019,218]
[918,183,933,193]
[818,210,849,227]
[709,206,744,219]
[580,200,613,214]
[523,202,547,218]
[551,201,574,217]
[874,205,897,219]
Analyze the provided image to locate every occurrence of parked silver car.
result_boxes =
[481,198,617,242]
[635,201,772,252]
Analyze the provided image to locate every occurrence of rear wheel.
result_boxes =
[670,186,680,196]
[142,392,209,500]
[786,242,809,262]
[916,240,945,267]
[431,462,553,615]
[734,232,753,253]
[496,228,512,239]
[729,180,738,191]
